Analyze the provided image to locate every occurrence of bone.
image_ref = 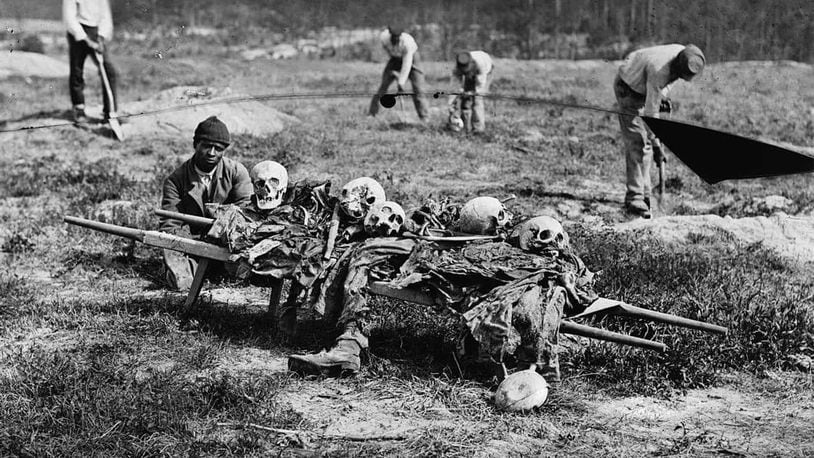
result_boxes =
[323,204,341,260]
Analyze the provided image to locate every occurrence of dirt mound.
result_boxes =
[616,214,814,263]
[116,86,299,139]
[0,51,69,79]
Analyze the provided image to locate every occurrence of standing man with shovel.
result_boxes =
[63,0,122,139]
[368,26,429,122]
[614,43,705,218]
[449,50,493,134]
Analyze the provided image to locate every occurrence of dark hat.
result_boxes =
[193,116,230,147]
[456,52,475,72]
[677,44,705,77]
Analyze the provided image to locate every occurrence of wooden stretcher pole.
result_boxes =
[559,321,667,352]
[155,209,214,228]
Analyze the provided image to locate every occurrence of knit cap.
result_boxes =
[193,116,231,147]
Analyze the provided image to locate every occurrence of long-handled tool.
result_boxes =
[654,141,666,195]
[92,50,124,141]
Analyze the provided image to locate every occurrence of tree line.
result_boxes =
[6,0,813,62]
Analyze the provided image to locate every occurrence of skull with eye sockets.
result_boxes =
[250,161,288,210]
[509,215,569,253]
[338,177,386,223]
[363,201,406,236]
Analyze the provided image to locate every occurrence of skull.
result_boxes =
[339,177,386,222]
[458,196,512,235]
[364,201,406,237]
[250,161,288,210]
[509,215,569,253]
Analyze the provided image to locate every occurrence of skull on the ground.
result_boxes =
[458,196,512,235]
[364,201,406,236]
[250,161,288,210]
[339,177,386,222]
[510,215,569,253]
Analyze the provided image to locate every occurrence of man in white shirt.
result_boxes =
[614,44,705,218]
[368,26,429,120]
[63,0,118,123]
[449,50,494,133]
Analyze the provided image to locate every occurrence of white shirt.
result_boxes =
[380,30,418,87]
[194,165,216,197]
[453,50,493,93]
[618,44,685,117]
[63,0,113,41]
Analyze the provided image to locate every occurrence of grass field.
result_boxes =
[1,45,813,456]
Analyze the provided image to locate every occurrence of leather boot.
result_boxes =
[288,339,361,376]
[163,249,195,291]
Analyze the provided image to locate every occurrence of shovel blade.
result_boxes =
[108,118,124,141]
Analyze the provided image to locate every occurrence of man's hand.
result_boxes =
[653,140,666,165]
[659,97,673,114]
[84,38,102,52]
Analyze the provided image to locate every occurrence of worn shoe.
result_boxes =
[288,339,361,376]
[163,249,195,292]
[72,107,90,124]
[625,200,652,219]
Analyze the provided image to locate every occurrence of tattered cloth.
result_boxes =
[310,237,417,331]
[315,237,598,366]
[205,180,343,288]
[387,240,598,363]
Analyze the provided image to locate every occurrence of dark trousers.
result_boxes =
[368,54,429,119]
[67,25,117,115]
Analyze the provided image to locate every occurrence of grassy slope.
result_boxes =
[0,47,813,456]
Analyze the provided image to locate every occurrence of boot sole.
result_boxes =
[287,356,359,377]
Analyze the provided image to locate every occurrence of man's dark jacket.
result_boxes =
[159,157,253,235]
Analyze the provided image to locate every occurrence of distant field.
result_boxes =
[0,48,813,456]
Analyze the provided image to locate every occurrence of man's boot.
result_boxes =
[163,249,195,291]
[288,339,361,376]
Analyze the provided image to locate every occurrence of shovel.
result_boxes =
[92,50,124,141]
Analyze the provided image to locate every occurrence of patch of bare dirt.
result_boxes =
[120,86,300,139]
[588,379,814,455]
[216,347,288,375]
[281,379,463,440]
[616,214,814,263]
[0,51,68,79]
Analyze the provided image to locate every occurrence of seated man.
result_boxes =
[158,116,253,290]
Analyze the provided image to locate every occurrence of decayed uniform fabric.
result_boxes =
[390,240,597,378]
[205,180,337,289]
[312,236,597,378]
[312,237,418,348]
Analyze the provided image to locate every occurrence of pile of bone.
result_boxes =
[250,162,569,255]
